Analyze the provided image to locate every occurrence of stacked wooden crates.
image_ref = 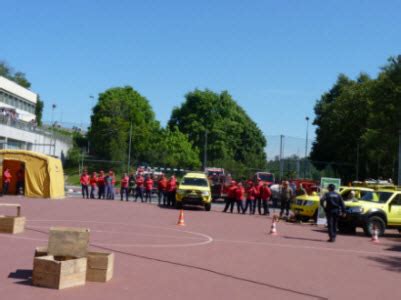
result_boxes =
[0,204,25,234]
[32,227,114,289]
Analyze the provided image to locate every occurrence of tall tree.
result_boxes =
[35,96,44,126]
[168,89,267,176]
[88,86,160,165]
[0,61,31,88]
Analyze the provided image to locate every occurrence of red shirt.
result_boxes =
[97,175,105,186]
[158,178,167,191]
[145,179,154,191]
[235,186,245,201]
[90,176,98,187]
[261,186,272,201]
[227,185,237,198]
[167,179,177,192]
[3,170,12,183]
[136,176,144,187]
[80,174,90,185]
[121,176,129,188]
[246,186,258,200]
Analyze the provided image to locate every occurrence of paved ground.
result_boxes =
[1,195,401,300]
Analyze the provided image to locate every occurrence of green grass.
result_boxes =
[64,168,81,186]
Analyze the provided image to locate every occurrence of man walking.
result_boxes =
[320,184,346,242]
[120,173,129,201]
[279,181,294,218]
[80,171,90,199]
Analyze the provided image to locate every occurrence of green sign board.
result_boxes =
[317,177,342,225]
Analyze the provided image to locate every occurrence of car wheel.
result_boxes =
[301,216,310,222]
[338,222,356,234]
[363,216,385,237]
[205,203,211,211]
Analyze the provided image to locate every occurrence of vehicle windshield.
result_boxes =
[258,173,274,182]
[181,178,209,187]
[360,191,393,203]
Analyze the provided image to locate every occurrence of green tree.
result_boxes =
[35,96,44,126]
[0,61,31,88]
[88,86,160,165]
[168,89,267,177]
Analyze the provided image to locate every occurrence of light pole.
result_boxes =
[51,104,56,156]
[398,129,401,186]
[203,130,208,171]
[304,116,310,178]
[279,134,284,181]
[127,122,133,172]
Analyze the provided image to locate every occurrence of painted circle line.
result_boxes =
[22,219,213,248]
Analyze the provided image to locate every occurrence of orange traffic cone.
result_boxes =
[177,209,185,226]
[270,216,279,236]
[371,225,379,243]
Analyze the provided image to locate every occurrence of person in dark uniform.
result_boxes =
[320,184,346,242]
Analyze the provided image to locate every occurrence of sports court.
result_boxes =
[1,195,401,300]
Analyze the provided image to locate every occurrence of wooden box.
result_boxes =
[0,204,25,234]
[34,246,48,258]
[86,252,114,282]
[0,216,26,234]
[32,256,87,289]
[48,227,90,258]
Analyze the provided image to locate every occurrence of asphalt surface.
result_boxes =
[1,195,401,300]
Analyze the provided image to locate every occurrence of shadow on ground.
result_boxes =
[366,256,401,273]
[8,269,32,286]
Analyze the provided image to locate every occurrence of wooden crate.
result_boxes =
[86,252,114,282]
[48,227,90,258]
[34,246,48,257]
[32,256,87,289]
[0,204,25,234]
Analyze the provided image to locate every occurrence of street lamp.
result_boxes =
[51,104,56,156]
[304,116,310,178]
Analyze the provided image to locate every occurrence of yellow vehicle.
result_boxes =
[339,190,401,236]
[175,172,212,211]
[291,187,374,222]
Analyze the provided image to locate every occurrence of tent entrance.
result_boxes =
[3,160,25,195]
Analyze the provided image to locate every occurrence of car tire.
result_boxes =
[205,203,211,211]
[363,216,385,237]
[338,222,356,234]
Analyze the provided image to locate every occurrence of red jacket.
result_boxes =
[246,186,258,200]
[3,170,12,183]
[97,175,105,186]
[80,174,90,185]
[90,176,98,187]
[167,179,177,192]
[121,176,129,188]
[235,186,245,201]
[145,179,154,191]
[261,186,272,201]
[227,185,237,198]
[136,176,144,187]
[158,178,167,191]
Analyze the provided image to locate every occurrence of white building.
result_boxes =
[0,76,72,160]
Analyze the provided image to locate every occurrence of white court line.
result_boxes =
[13,219,214,248]
[214,238,401,257]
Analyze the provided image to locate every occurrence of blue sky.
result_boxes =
[1,0,400,156]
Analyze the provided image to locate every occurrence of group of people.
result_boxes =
[222,179,295,218]
[79,170,178,206]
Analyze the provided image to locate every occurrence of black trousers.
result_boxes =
[223,197,234,212]
[81,184,89,199]
[16,181,24,195]
[327,212,339,240]
[280,199,290,217]
[257,199,270,215]
[145,190,152,203]
[90,185,96,199]
[135,187,144,202]
[120,187,129,201]
[167,191,176,206]
[98,185,105,199]
[2,182,9,195]
[243,200,255,214]
[235,200,243,213]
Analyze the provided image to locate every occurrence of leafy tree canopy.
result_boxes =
[168,89,267,176]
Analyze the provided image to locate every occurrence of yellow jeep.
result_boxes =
[175,172,212,211]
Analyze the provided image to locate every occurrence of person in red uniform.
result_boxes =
[255,178,264,215]
[89,172,97,199]
[158,174,168,206]
[2,168,12,195]
[167,175,177,207]
[135,174,144,202]
[243,183,257,214]
[97,170,105,199]
[223,180,237,213]
[16,167,24,195]
[120,173,129,201]
[260,182,272,215]
[234,182,245,214]
[80,171,90,199]
[144,176,154,203]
